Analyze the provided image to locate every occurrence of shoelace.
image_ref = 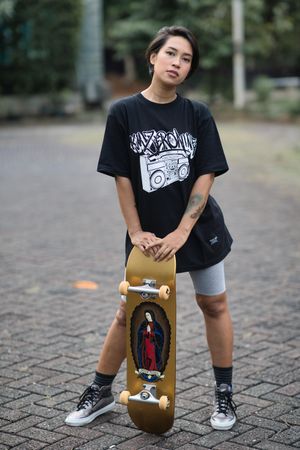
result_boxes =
[216,386,237,417]
[77,384,100,410]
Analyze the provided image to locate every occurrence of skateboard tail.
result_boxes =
[128,401,174,434]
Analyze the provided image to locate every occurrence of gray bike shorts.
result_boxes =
[189,260,226,296]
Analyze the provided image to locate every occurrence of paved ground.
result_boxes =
[0,120,299,449]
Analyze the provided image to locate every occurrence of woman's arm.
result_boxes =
[115,176,160,255]
[146,173,215,261]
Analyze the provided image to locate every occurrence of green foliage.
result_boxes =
[246,95,300,120]
[245,0,300,73]
[253,75,273,102]
[1,0,299,98]
[0,0,82,95]
[104,0,232,68]
[287,99,300,117]
[104,0,300,97]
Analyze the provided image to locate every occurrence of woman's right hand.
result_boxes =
[130,231,161,258]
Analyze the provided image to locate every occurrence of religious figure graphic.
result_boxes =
[137,310,164,374]
[130,303,171,382]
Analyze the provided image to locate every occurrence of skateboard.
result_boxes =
[119,246,176,434]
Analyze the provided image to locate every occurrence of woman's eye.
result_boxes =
[166,50,175,56]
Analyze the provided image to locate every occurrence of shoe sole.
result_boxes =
[210,415,236,431]
[65,401,115,427]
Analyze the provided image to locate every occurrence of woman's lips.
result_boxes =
[166,70,179,77]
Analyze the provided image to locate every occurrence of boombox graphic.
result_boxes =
[139,150,190,193]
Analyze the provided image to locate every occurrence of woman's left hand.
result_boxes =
[145,228,188,262]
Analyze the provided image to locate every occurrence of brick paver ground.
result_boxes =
[0,120,299,449]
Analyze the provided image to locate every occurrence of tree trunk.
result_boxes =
[124,54,136,85]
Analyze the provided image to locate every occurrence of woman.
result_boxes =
[138,310,163,373]
[65,25,236,431]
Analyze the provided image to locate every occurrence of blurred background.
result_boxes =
[0,0,299,121]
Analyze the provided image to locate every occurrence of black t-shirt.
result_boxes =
[97,93,233,272]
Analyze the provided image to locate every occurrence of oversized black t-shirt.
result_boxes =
[97,93,233,272]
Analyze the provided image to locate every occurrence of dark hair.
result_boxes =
[145,26,199,79]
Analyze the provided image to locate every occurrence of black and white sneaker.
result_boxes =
[65,383,115,426]
[210,383,237,430]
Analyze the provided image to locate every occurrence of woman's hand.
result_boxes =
[145,228,189,262]
[130,231,161,257]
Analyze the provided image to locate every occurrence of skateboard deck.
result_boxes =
[119,246,176,434]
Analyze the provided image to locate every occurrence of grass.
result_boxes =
[219,121,300,191]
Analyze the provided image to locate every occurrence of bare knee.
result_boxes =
[196,292,228,318]
[115,301,126,327]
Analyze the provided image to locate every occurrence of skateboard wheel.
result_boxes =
[159,395,170,410]
[119,281,130,295]
[159,285,170,300]
[119,390,131,405]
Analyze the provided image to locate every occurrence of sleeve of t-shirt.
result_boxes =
[194,109,229,178]
[97,104,131,178]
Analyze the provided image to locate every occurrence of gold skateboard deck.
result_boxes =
[119,246,176,434]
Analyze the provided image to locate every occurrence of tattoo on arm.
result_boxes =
[191,204,206,219]
[185,194,205,220]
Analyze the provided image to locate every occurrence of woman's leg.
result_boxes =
[65,300,127,427]
[96,300,127,374]
[196,292,236,431]
[196,291,233,367]
[190,262,236,430]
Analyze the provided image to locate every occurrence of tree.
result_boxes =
[104,0,232,91]
[0,0,82,95]
[245,0,300,77]
[104,0,300,97]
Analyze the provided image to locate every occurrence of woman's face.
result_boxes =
[150,36,193,86]
[145,311,153,322]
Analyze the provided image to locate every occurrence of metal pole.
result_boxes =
[77,0,104,104]
[232,0,246,109]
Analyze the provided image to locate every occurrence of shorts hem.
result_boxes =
[176,247,232,273]
[194,288,226,297]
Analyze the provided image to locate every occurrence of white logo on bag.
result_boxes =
[129,128,197,193]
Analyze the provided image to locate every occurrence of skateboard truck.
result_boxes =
[120,384,170,411]
[119,279,170,300]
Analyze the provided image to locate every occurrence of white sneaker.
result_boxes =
[65,384,115,427]
[210,383,237,430]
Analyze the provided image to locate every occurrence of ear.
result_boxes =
[150,52,157,66]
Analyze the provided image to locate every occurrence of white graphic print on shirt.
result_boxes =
[129,128,197,193]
